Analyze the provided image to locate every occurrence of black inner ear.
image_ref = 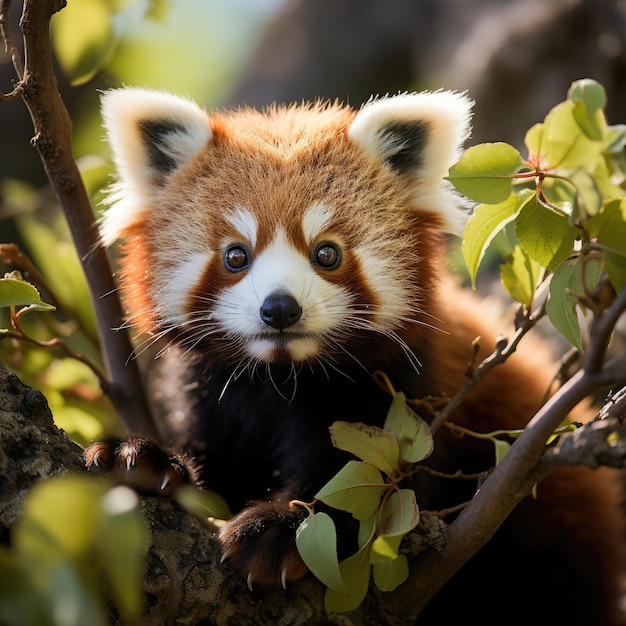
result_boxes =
[380,120,430,173]
[138,119,186,173]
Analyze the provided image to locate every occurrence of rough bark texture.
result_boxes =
[0,363,85,540]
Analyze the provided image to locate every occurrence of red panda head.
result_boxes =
[100,89,473,371]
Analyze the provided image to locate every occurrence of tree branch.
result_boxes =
[398,284,626,618]
[0,0,156,437]
[538,413,626,475]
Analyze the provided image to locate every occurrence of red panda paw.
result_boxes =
[218,500,309,589]
[83,435,196,496]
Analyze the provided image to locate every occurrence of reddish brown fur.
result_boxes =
[118,222,159,336]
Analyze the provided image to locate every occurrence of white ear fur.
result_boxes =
[348,91,474,235]
[99,88,212,245]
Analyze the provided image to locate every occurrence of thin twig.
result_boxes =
[1,327,108,385]
[586,280,626,374]
[597,386,626,425]
[0,0,24,79]
[0,0,26,102]
[0,84,24,101]
[430,298,547,435]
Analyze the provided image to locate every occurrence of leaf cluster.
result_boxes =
[447,78,626,349]
[295,392,433,612]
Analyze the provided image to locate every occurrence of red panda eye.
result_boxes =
[223,244,250,272]
[313,242,341,270]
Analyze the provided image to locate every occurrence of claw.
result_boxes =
[280,567,288,590]
[119,443,136,471]
[91,451,100,468]
[246,573,254,591]
[160,473,170,491]
[219,546,234,564]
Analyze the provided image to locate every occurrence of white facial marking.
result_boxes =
[354,246,413,327]
[158,252,214,324]
[226,206,258,248]
[302,202,334,242]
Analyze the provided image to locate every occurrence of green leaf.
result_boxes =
[493,439,512,465]
[500,245,542,308]
[11,476,147,621]
[515,196,578,270]
[383,393,433,464]
[524,123,545,168]
[605,124,626,155]
[545,257,602,349]
[174,484,232,521]
[324,545,372,613]
[540,170,601,223]
[296,512,345,592]
[329,421,399,477]
[592,198,626,291]
[546,262,583,349]
[446,142,525,204]
[568,79,607,111]
[14,476,105,571]
[51,0,117,85]
[462,190,531,286]
[11,479,107,620]
[357,515,376,550]
[0,276,55,311]
[537,101,603,169]
[47,560,107,626]
[603,124,626,186]
[370,534,403,562]
[50,405,105,447]
[568,79,607,140]
[44,357,97,390]
[98,487,146,617]
[0,550,49,626]
[376,489,420,537]
[591,145,626,197]
[372,554,409,592]
[145,0,170,20]
[315,461,386,520]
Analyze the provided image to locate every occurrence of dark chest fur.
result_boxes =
[157,355,405,512]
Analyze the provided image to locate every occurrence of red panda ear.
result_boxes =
[99,88,212,244]
[348,91,474,235]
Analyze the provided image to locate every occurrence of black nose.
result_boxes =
[260,293,302,330]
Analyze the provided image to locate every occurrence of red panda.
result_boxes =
[86,88,626,625]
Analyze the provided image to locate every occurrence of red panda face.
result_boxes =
[100,90,473,370]
[204,203,354,364]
